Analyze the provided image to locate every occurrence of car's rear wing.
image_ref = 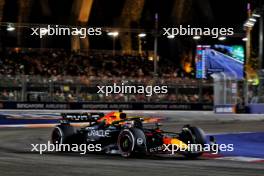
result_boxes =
[60,112,104,123]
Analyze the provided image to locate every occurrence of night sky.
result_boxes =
[2,0,251,31]
[0,0,261,63]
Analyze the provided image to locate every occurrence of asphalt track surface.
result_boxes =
[0,112,264,176]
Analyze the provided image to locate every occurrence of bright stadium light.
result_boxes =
[249,17,257,22]
[138,33,146,38]
[167,35,175,39]
[252,13,261,18]
[244,21,255,27]
[242,37,248,42]
[107,31,119,37]
[138,33,146,55]
[193,36,201,40]
[107,31,119,56]
[218,36,226,41]
[7,24,15,31]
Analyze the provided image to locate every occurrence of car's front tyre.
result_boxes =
[180,125,206,158]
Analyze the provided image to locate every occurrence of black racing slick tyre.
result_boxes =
[117,128,147,158]
[180,126,206,158]
[51,125,75,144]
[118,129,136,157]
[189,126,206,146]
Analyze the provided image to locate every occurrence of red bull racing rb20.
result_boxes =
[51,111,217,158]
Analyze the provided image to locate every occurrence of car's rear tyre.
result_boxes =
[117,128,147,158]
[118,129,135,157]
[180,126,206,158]
[51,125,75,144]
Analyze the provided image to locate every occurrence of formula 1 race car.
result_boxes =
[51,111,216,158]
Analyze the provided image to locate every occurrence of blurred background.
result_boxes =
[0,0,263,109]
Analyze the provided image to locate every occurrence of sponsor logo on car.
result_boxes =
[87,130,111,137]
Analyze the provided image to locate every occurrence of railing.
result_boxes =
[0,75,213,103]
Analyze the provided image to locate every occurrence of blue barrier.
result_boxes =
[248,104,264,114]
[212,132,264,158]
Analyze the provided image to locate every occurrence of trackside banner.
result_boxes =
[0,102,213,110]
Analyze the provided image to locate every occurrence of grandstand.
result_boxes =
[0,48,213,104]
